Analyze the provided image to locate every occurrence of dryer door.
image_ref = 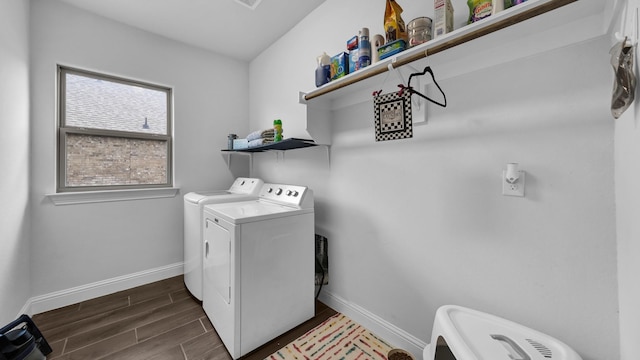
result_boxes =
[204,218,231,304]
[203,216,238,358]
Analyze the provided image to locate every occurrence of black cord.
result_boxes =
[315,257,325,300]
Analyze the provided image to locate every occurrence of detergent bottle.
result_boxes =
[315,53,331,87]
[273,119,283,142]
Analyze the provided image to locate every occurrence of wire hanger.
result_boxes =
[373,65,447,108]
[398,66,447,108]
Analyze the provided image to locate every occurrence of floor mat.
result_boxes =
[265,313,393,360]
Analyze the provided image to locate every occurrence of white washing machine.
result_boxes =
[183,177,263,300]
[202,183,315,359]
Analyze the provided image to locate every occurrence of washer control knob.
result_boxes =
[275,188,283,195]
[286,190,293,196]
[240,180,246,185]
[292,190,299,197]
[267,188,273,193]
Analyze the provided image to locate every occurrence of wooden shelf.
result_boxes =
[303,0,576,101]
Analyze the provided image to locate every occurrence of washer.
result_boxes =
[202,183,315,359]
[183,177,263,300]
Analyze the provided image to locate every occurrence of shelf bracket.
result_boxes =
[250,153,254,177]
[299,91,307,105]
[221,151,254,177]
[274,150,285,163]
[323,144,331,165]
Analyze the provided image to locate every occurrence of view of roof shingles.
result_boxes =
[65,74,168,135]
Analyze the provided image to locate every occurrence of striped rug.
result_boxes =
[266,313,394,360]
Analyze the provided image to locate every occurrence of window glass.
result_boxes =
[58,66,172,192]
[64,73,168,135]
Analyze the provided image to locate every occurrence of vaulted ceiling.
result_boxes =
[56,0,327,61]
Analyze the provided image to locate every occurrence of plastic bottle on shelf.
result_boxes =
[492,0,504,14]
[357,28,371,69]
[315,52,331,87]
[273,119,283,142]
[227,134,237,150]
[372,34,385,63]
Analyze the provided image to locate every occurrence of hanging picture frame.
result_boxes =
[373,90,413,141]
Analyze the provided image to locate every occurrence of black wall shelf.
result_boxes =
[221,138,317,153]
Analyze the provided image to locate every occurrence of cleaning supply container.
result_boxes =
[357,27,371,69]
[407,17,432,47]
[0,315,52,360]
[315,52,331,87]
[273,119,283,142]
[424,305,582,360]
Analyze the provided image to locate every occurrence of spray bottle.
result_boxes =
[357,28,371,69]
[273,119,283,142]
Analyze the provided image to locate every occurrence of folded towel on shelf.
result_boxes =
[248,138,274,147]
[232,138,248,150]
[246,129,275,142]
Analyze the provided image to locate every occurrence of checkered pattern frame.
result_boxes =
[373,90,413,142]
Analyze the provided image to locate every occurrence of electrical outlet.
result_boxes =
[502,170,525,197]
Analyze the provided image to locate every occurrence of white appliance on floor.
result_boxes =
[425,305,582,360]
[183,177,263,300]
[202,183,315,359]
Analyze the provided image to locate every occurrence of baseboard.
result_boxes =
[22,262,184,316]
[318,290,428,360]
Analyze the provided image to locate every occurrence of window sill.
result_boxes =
[47,187,180,206]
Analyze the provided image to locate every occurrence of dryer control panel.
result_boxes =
[228,177,264,194]
[259,183,313,209]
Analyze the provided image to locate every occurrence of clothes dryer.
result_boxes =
[183,177,263,300]
[202,183,315,359]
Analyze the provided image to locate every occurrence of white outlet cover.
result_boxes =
[502,170,525,197]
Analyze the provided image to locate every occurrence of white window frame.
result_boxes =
[56,66,174,193]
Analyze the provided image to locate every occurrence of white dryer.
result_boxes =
[202,183,315,359]
[183,177,263,300]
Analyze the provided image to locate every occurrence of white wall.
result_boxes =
[250,1,619,360]
[29,0,249,301]
[615,75,640,360]
[613,3,640,359]
[0,0,31,324]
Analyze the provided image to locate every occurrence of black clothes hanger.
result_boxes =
[372,65,447,108]
[399,66,447,108]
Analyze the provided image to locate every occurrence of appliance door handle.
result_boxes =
[490,334,531,360]
[205,241,209,258]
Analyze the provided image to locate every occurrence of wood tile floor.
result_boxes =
[32,276,337,360]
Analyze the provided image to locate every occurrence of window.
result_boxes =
[57,66,172,192]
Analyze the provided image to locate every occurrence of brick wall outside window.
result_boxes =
[65,134,167,187]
